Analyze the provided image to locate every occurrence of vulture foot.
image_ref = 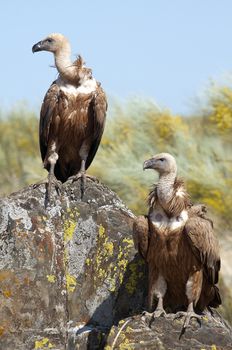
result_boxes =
[69,173,98,199]
[33,177,62,202]
[69,173,97,183]
[141,308,167,327]
[174,310,202,327]
[175,310,202,339]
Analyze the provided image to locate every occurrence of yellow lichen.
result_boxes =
[66,274,77,293]
[99,224,105,238]
[3,289,12,298]
[118,335,132,350]
[126,263,138,295]
[0,326,5,336]
[125,326,133,333]
[85,258,91,266]
[64,220,76,243]
[34,337,53,349]
[63,207,79,243]
[118,259,128,269]
[62,208,80,295]
[93,224,115,286]
[122,238,134,248]
[46,275,56,283]
[108,277,116,292]
[103,241,114,256]
[98,268,107,279]
[211,346,217,350]
[202,316,208,322]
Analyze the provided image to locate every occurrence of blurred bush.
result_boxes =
[0,104,46,195]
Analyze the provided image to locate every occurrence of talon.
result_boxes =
[142,311,153,318]
[32,178,49,189]
[152,307,167,319]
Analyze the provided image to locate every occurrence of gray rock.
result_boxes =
[0,178,231,349]
[0,178,146,349]
[105,311,232,350]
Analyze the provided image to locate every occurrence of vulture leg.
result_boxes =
[152,296,166,318]
[144,273,167,321]
[70,140,97,197]
[175,271,203,337]
[46,144,61,203]
[79,159,87,197]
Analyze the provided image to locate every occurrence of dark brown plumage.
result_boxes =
[32,33,107,199]
[133,153,221,331]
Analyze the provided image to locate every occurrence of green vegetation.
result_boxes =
[0,104,46,195]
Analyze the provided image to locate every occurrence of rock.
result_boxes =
[105,311,232,350]
[0,178,147,350]
[0,178,231,350]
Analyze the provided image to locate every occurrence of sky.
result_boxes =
[0,0,232,114]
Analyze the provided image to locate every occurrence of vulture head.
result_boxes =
[32,33,71,55]
[143,153,177,175]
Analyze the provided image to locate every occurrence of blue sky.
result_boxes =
[0,0,232,114]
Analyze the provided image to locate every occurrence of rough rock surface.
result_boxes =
[0,178,231,349]
[0,178,146,349]
[106,311,232,350]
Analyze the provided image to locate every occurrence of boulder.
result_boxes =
[0,178,146,349]
[0,178,231,349]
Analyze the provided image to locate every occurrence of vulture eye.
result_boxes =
[47,38,53,43]
[159,158,165,162]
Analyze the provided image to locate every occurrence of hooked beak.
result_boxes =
[32,40,44,53]
[143,158,156,170]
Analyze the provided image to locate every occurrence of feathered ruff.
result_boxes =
[60,54,93,86]
[147,177,190,217]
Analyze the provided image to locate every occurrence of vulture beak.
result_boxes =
[143,158,155,170]
[32,40,44,53]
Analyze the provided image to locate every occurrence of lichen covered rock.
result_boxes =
[0,178,231,349]
[105,311,232,350]
[0,178,146,349]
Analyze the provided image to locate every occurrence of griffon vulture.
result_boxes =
[32,33,107,199]
[133,153,221,331]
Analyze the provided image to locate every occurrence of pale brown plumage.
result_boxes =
[32,33,107,199]
[133,153,221,330]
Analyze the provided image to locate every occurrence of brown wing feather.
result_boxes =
[85,85,107,169]
[185,209,220,285]
[39,82,60,161]
[133,215,149,260]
